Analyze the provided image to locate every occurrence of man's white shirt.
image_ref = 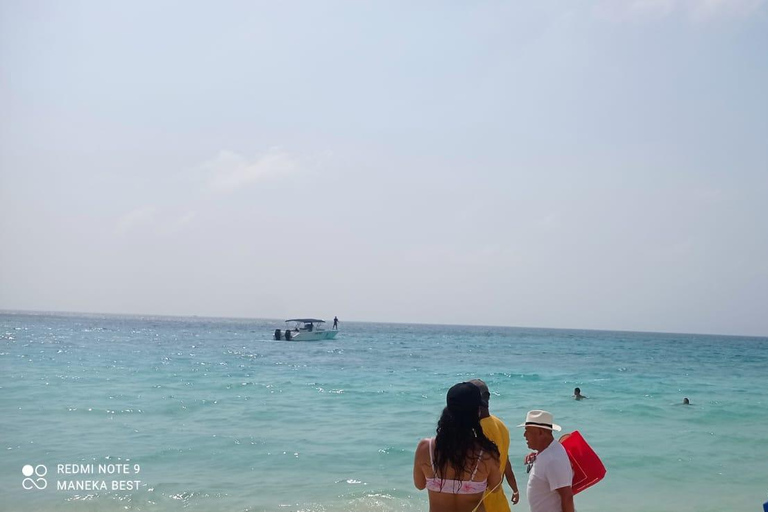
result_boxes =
[527,441,573,512]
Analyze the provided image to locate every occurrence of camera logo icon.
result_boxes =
[22,464,47,490]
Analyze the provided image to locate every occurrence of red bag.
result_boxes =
[560,431,606,494]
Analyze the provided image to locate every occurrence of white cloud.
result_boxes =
[689,0,766,20]
[647,238,695,264]
[691,186,730,204]
[594,0,675,21]
[534,212,563,232]
[175,211,196,226]
[594,0,766,22]
[160,211,197,234]
[198,149,300,193]
[117,206,156,233]
[116,207,197,235]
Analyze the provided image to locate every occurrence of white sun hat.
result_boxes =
[517,410,562,431]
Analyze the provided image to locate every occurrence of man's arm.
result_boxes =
[556,485,574,512]
[504,457,520,504]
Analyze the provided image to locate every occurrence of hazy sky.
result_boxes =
[1,1,766,336]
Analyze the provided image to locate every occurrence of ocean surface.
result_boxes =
[1,312,766,512]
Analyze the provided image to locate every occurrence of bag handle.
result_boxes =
[470,477,503,512]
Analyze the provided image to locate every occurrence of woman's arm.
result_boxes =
[413,439,428,490]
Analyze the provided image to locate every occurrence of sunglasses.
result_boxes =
[526,454,537,474]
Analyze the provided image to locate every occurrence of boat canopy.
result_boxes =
[285,318,325,323]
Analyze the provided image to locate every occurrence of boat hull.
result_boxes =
[289,330,339,341]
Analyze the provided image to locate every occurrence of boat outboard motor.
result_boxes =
[284,329,292,341]
[274,329,282,340]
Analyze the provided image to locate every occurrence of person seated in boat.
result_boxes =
[307,322,314,332]
[414,382,501,512]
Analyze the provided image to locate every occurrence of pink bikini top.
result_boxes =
[425,437,488,494]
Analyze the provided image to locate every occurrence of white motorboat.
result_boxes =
[274,318,339,341]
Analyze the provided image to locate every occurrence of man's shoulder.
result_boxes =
[539,441,570,465]
[552,440,569,457]
[489,414,510,432]
[536,442,573,488]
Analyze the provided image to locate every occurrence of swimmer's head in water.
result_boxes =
[683,397,690,404]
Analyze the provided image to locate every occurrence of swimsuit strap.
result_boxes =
[431,438,484,480]
[429,438,436,471]
[469,450,484,479]
[429,438,484,492]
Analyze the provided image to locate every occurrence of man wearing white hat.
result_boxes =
[518,410,574,512]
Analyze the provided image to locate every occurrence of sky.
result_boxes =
[1,0,767,336]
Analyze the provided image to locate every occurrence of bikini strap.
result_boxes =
[429,438,436,471]
[429,438,445,491]
[469,450,484,479]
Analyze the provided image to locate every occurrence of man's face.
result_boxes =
[524,426,542,450]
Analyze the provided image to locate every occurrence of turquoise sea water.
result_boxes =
[1,312,767,512]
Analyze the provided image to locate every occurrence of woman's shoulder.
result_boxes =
[479,449,496,460]
[479,447,500,466]
[415,437,432,453]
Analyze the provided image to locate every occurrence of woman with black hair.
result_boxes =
[414,382,502,512]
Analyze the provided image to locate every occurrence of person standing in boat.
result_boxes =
[333,316,339,330]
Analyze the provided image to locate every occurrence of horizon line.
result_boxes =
[1,307,765,340]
